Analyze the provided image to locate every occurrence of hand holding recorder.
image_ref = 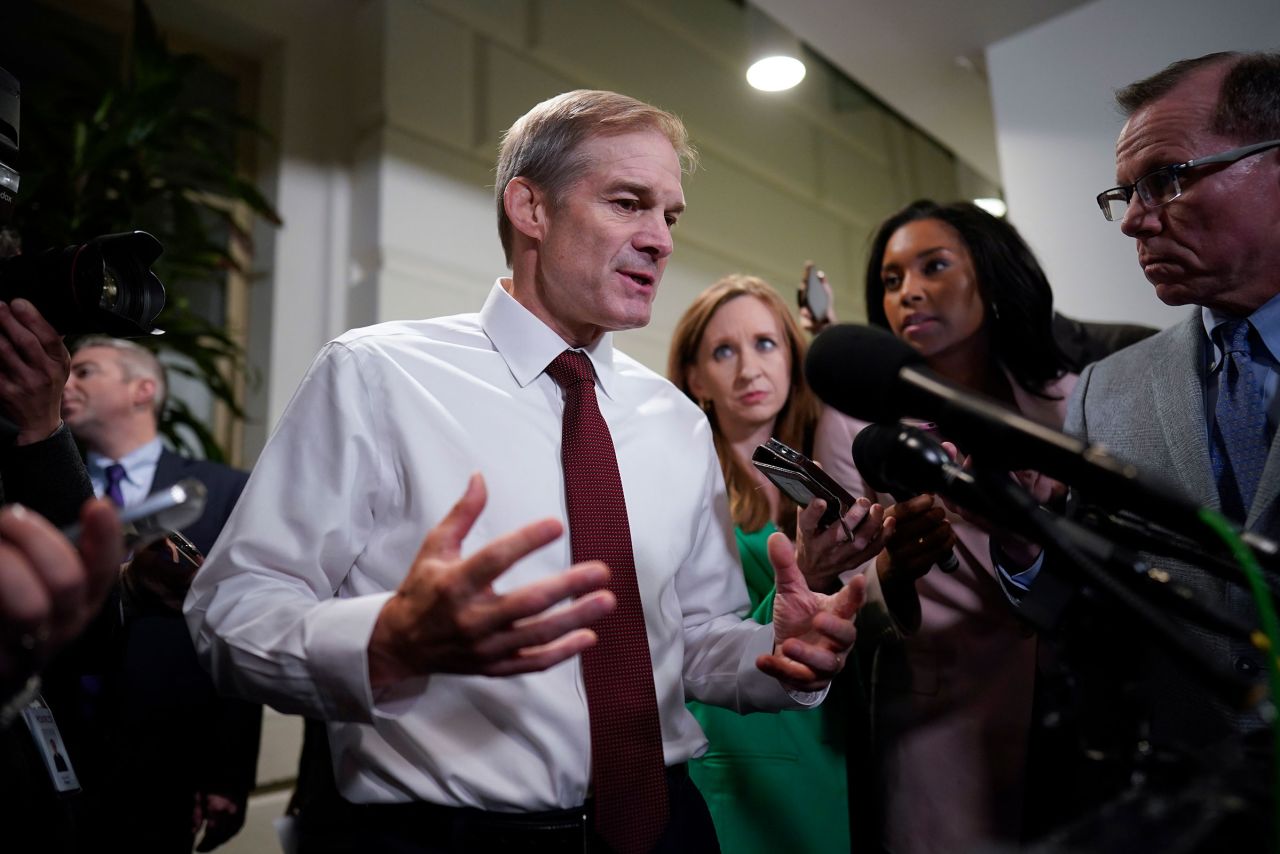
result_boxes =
[0,498,121,693]
[61,478,209,615]
[752,438,889,591]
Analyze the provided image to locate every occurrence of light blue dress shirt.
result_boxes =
[1202,293,1280,439]
[86,436,164,509]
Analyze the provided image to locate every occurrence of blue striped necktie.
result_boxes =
[1212,319,1269,519]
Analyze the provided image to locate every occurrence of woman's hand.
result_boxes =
[798,262,837,335]
[936,442,1063,571]
[795,496,891,592]
[874,494,957,631]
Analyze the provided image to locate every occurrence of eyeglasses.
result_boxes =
[1096,138,1280,222]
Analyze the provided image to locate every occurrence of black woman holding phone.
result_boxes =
[812,200,1077,854]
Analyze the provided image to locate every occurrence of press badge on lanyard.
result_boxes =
[21,696,81,793]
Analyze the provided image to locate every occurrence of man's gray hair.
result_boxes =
[1116,51,1280,142]
[73,335,168,417]
[494,89,697,266]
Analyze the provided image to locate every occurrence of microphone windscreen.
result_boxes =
[804,324,920,423]
[850,422,900,495]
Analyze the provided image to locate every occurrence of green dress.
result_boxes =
[688,522,851,853]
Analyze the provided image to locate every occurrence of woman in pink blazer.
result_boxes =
[814,200,1077,854]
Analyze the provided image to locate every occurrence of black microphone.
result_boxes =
[852,423,1033,537]
[851,423,966,572]
[853,424,1264,651]
[805,324,1202,537]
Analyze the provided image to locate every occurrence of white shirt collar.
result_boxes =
[1201,291,1280,371]
[479,279,620,400]
[86,434,164,478]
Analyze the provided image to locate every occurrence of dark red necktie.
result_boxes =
[545,350,668,854]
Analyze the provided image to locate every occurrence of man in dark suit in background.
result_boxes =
[62,335,261,852]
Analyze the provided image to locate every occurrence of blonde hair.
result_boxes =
[668,275,822,533]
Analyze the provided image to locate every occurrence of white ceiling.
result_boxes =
[753,0,1093,184]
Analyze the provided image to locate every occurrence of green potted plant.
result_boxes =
[13,0,281,461]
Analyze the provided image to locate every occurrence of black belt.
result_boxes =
[345,764,689,853]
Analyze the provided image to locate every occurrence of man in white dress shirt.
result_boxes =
[186,90,870,853]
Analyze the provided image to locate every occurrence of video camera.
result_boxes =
[0,66,165,337]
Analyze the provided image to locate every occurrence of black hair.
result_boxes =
[864,199,1069,397]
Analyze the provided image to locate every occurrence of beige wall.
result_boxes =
[358,0,983,371]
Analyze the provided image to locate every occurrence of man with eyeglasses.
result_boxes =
[1017,51,1279,842]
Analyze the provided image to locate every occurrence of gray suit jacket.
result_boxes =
[1062,309,1275,744]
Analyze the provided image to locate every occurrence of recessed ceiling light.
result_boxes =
[747,56,806,92]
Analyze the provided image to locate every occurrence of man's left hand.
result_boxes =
[757,532,865,692]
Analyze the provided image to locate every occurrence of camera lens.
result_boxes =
[0,231,166,336]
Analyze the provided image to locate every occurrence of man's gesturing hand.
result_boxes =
[367,474,616,689]
[757,532,865,693]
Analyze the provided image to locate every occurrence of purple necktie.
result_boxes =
[545,350,668,854]
[104,463,128,507]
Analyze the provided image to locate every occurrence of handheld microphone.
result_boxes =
[61,478,207,551]
[805,324,1201,537]
[851,423,963,572]
[851,423,1033,537]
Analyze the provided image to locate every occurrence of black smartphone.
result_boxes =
[158,529,205,571]
[800,261,830,321]
[61,477,208,550]
[751,438,853,530]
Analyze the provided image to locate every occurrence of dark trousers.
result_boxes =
[297,764,720,854]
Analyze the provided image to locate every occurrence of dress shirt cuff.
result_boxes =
[305,591,397,724]
[750,621,830,710]
[786,685,827,707]
[371,675,432,719]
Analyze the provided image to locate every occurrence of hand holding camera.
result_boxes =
[0,67,166,341]
[0,297,69,444]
